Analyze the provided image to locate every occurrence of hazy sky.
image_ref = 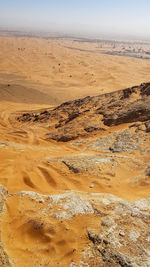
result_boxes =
[0,0,150,38]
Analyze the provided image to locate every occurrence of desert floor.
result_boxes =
[0,37,150,104]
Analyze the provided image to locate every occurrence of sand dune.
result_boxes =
[0,37,150,104]
[0,83,56,104]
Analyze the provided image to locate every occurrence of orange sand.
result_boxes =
[0,37,150,104]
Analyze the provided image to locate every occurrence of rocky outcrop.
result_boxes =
[87,196,150,266]
[103,96,150,126]
[2,190,150,266]
[17,82,150,142]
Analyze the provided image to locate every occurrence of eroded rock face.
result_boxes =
[103,96,150,126]
[1,190,150,267]
[87,197,150,266]
[17,82,150,142]
[87,124,148,153]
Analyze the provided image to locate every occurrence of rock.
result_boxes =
[58,154,115,175]
[3,190,150,266]
[17,82,150,142]
[145,120,150,132]
[101,217,115,227]
[103,96,150,126]
[145,167,150,177]
[0,185,13,266]
[89,183,94,188]
[85,194,150,266]
[84,126,106,132]
[119,230,125,237]
[129,230,140,242]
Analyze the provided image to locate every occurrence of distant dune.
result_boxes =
[0,37,150,105]
[0,83,56,104]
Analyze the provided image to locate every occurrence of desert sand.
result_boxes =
[0,36,150,266]
[0,37,150,104]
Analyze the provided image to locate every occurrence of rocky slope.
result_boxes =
[17,82,150,141]
[0,83,150,266]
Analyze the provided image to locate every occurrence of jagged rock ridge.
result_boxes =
[17,82,150,142]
